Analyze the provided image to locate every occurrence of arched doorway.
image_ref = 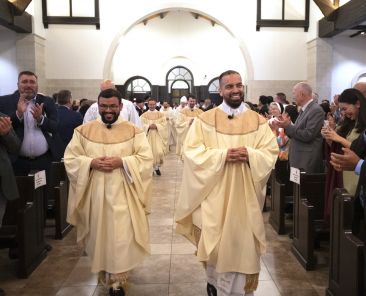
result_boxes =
[171,80,189,105]
[166,66,194,105]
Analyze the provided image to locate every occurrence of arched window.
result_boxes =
[166,66,194,104]
[207,77,222,106]
[124,76,151,100]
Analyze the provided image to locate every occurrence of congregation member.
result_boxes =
[56,90,83,154]
[83,80,142,128]
[64,89,153,296]
[140,97,168,175]
[354,81,366,97]
[160,101,176,150]
[274,92,288,105]
[0,71,63,175]
[322,88,366,221]
[175,94,203,156]
[330,130,366,235]
[0,113,20,296]
[176,70,278,296]
[275,82,325,173]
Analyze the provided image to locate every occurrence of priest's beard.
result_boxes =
[224,97,243,109]
[101,111,119,125]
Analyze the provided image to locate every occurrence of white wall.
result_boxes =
[111,11,247,86]
[43,0,321,83]
[0,28,18,95]
[331,35,366,96]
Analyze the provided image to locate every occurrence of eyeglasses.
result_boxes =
[98,104,119,110]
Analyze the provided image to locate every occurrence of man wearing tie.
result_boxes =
[276,82,324,173]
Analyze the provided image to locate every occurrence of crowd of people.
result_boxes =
[0,70,365,296]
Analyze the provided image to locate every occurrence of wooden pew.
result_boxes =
[0,174,47,278]
[326,189,365,296]
[291,170,327,270]
[48,161,71,239]
[269,160,293,234]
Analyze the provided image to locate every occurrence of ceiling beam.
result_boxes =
[318,0,366,37]
[0,0,32,33]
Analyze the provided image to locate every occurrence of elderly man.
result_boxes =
[176,70,278,296]
[83,80,142,128]
[276,82,324,173]
[65,89,153,296]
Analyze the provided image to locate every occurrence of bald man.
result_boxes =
[354,82,366,97]
[276,82,324,173]
[83,80,142,128]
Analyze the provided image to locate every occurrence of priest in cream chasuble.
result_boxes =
[176,71,278,296]
[175,95,203,156]
[140,98,168,175]
[65,89,153,295]
[160,101,176,149]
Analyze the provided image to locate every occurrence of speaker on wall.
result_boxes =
[7,0,32,16]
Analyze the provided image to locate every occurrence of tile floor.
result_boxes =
[0,151,328,295]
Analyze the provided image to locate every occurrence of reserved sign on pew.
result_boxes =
[34,170,47,189]
[290,167,300,185]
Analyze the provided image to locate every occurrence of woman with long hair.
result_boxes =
[321,88,366,221]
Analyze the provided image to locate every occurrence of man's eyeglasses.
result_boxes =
[99,104,119,110]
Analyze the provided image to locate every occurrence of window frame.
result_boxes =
[42,0,100,29]
[256,0,310,32]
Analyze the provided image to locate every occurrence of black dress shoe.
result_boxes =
[155,169,161,176]
[109,287,125,296]
[207,283,217,296]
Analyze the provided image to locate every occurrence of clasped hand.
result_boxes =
[226,147,249,162]
[91,156,123,172]
[0,117,12,136]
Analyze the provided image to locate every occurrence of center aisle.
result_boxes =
[0,151,328,295]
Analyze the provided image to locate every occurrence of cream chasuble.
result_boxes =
[175,107,203,156]
[65,118,153,274]
[160,107,176,147]
[140,110,168,167]
[176,108,278,275]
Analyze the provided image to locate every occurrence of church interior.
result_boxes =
[0,0,366,295]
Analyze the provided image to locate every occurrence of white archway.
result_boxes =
[102,5,254,84]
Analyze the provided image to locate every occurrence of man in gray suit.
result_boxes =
[276,82,324,173]
[0,113,20,296]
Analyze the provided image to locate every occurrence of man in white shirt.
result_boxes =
[83,80,142,128]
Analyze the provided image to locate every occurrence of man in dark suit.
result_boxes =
[276,82,325,173]
[0,71,62,175]
[0,113,20,296]
[56,90,83,155]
